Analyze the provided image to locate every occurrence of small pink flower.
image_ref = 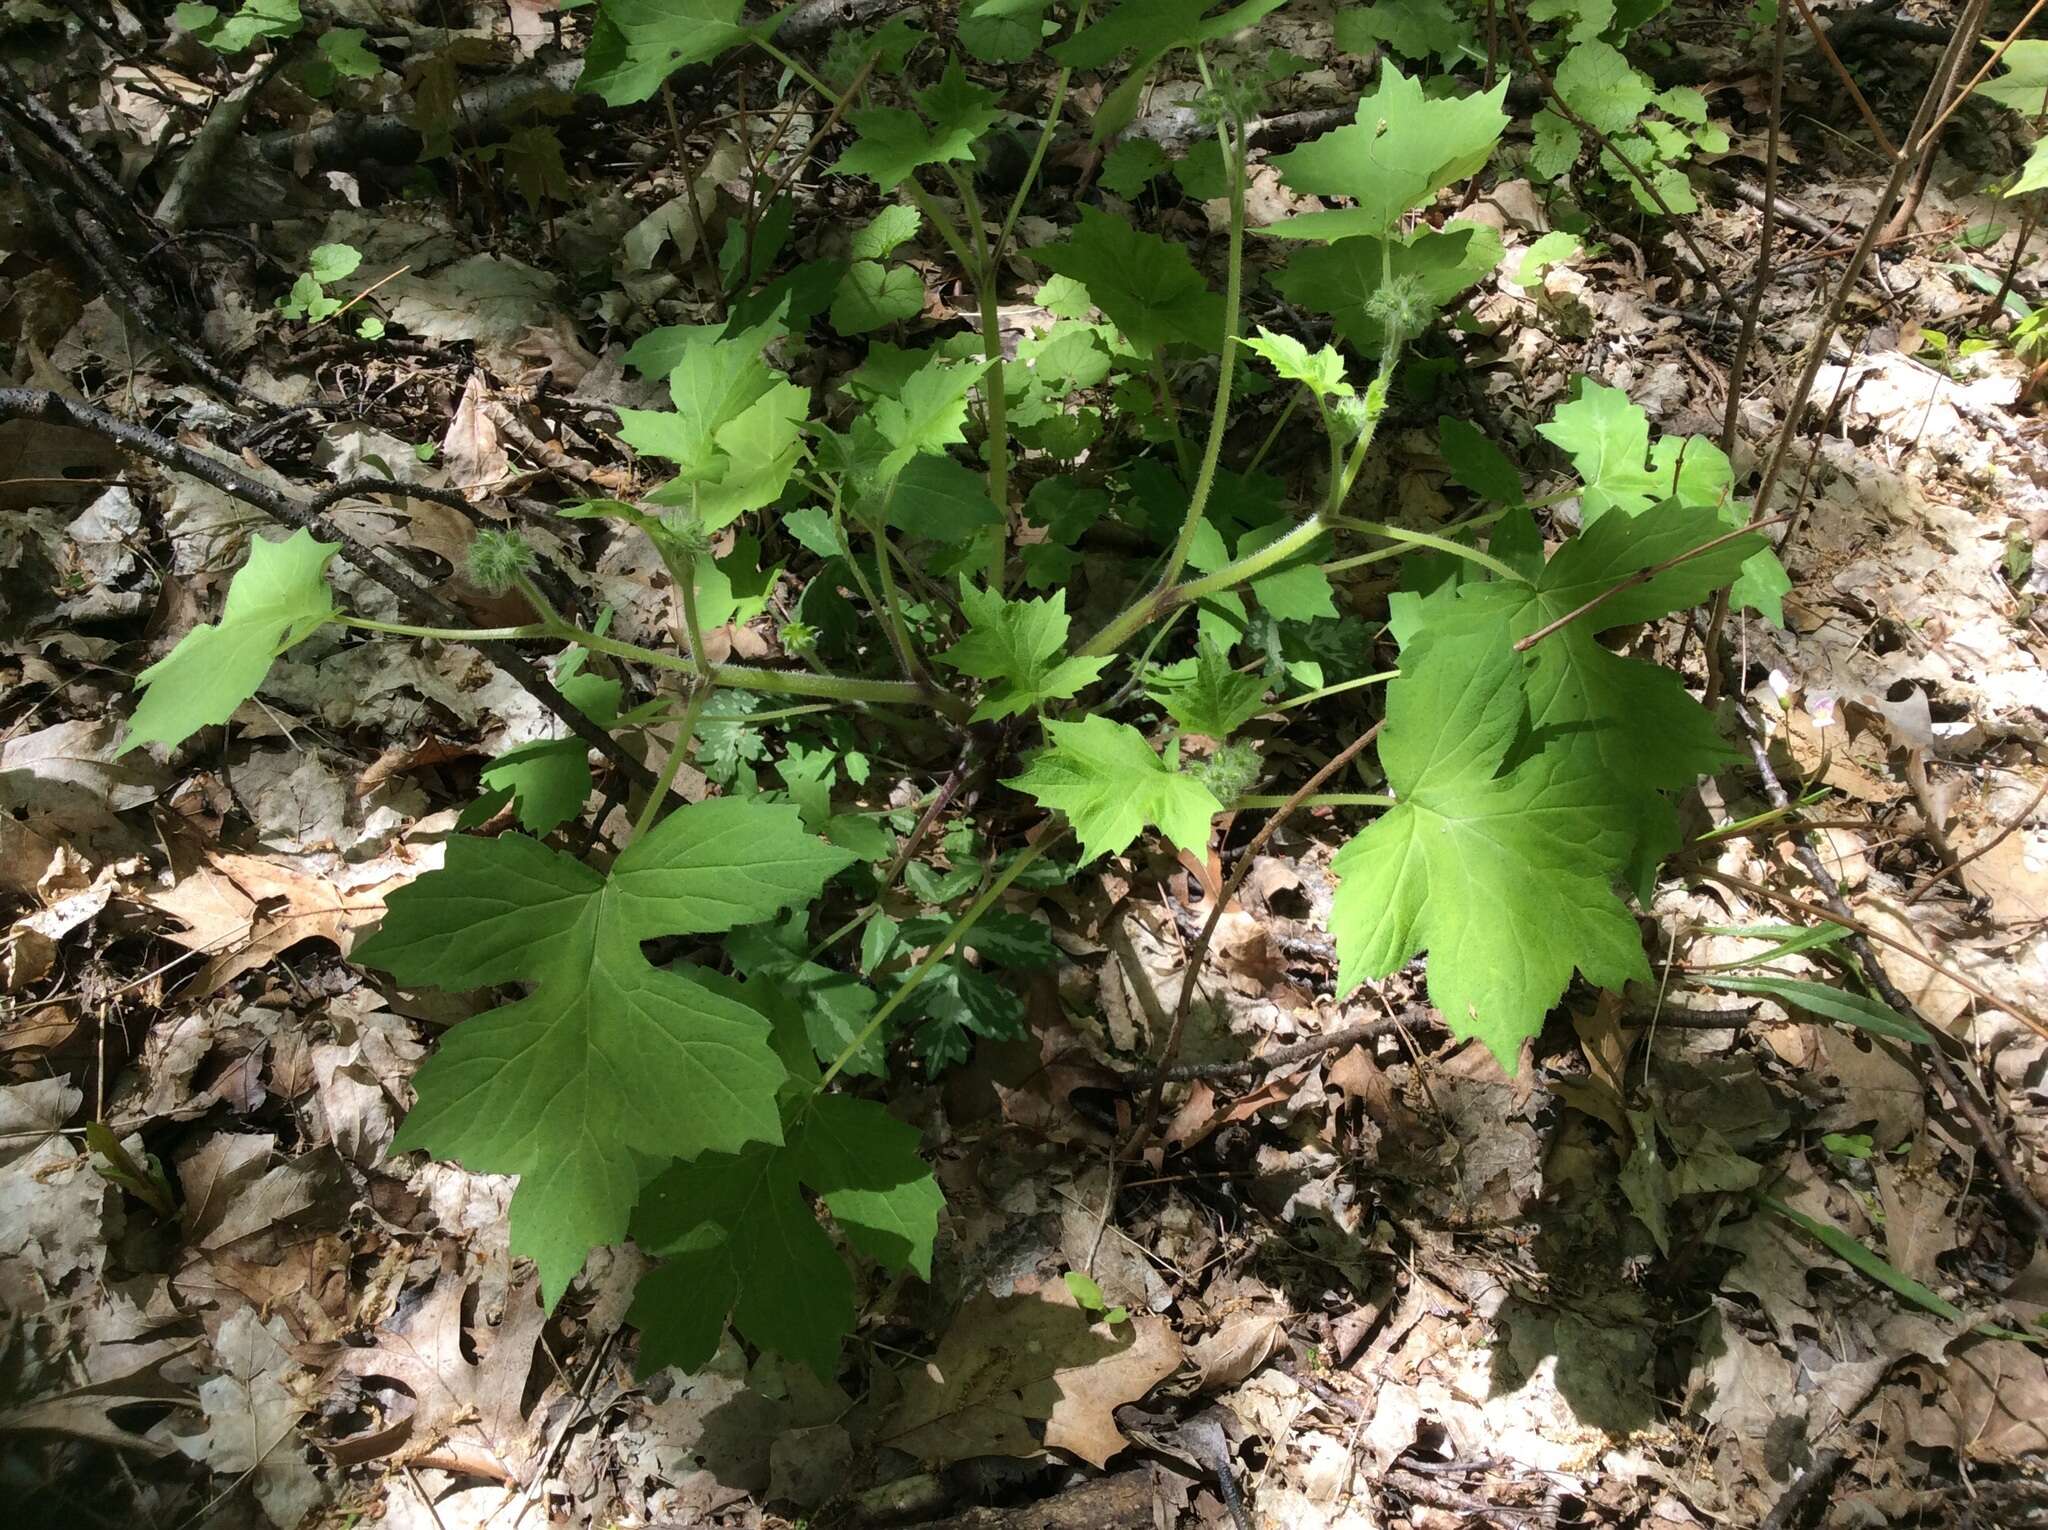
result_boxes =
[1809,692,1838,731]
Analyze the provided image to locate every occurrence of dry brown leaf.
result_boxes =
[441,373,509,500]
[1187,1311,1286,1391]
[141,853,408,995]
[884,1284,1184,1468]
[320,1256,548,1473]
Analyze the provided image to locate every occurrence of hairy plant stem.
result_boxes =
[812,827,1067,1092]
[1325,515,1527,583]
[1232,792,1395,809]
[343,617,551,642]
[954,171,1012,586]
[1085,59,1247,656]
[1275,670,1400,711]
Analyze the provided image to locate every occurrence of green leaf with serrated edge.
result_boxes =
[876,359,975,480]
[208,0,301,52]
[1007,715,1223,860]
[1539,379,1788,622]
[478,740,592,834]
[939,584,1111,721]
[308,243,361,284]
[1555,40,1653,134]
[1269,224,1501,351]
[1336,0,1473,62]
[1099,136,1170,196]
[1973,39,2048,114]
[1269,63,1508,238]
[1241,520,1337,622]
[960,0,1054,61]
[888,455,1003,541]
[1028,208,1223,354]
[1329,616,1649,1069]
[124,530,337,753]
[1438,417,1523,504]
[1537,379,1662,519]
[831,261,924,333]
[577,0,750,106]
[1053,0,1291,69]
[320,28,381,78]
[795,1094,944,1276]
[617,318,778,479]
[1514,230,1583,286]
[1242,328,1354,399]
[1146,639,1267,738]
[2009,136,2048,197]
[851,203,923,261]
[630,1093,941,1377]
[1531,107,1580,179]
[1415,501,1764,890]
[833,61,1000,191]
[359,800,853,1306]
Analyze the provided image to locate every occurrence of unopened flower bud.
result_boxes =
[466,529,537,593]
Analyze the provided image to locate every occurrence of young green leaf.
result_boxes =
[832,261,925,333]
[579,0,751,107]
[1336,0,1474,63]
[630,1092,943,1377]
[1973,39,2048,113]
[1146,640,1268,738]
[123,530,337,753]
[1007,716,1223,861]
[1268,63,1509,238]
[357,799,854,1306]
[959,0,1055,62]
[939,585,1111,721]
[1052,0,1291,70]
[1329,616,1650,1069]
[833,62,1001,192]
[1438,417,1524,504]
[1554,40,1654,135]
[1242,328,1354,400]
[1029,208,1224,354]
[851,202,924,261]
[875,358,975,479]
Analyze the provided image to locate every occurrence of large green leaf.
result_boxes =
[1269,223,1502,351]
[1269,63,1509,238]
[1007,715,1222,860]
[579,0,752,107]
[629,1092,943,1377]
[1329,615,1649,1069]
[833,62,1001,191]
[1052,0,1292,68]
[1976,40,2048,114]
[1028,207,1224,354]
[123,529,337,753]
[358,799,854,1305]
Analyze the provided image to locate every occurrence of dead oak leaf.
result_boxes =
[884,1285,1184,1469]
[142,853,406,995]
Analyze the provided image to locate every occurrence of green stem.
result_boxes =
[632,687,707,841]
[1275,670,1399,711]
[870,510,939,694]
[1243,394,1299,476]
[992,3,1085,265]
[1326,517,1528,584]
[1174,511,1328,609]
[1148,349,1197,482]
[1158,71,1246,591]
[1081,68,1247,657]
[812,828,1066,1092]
[510,570,565,628]
[1232,792,1395,810]
[1082,510,1328,659]
[958,174,1011,587]
[1316,508,1509,578]
[342,617,551,642]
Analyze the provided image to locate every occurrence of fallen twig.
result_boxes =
[0,387,653,792]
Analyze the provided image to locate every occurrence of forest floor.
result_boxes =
[5,3,2048,1528]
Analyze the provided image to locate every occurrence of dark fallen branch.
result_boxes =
[254,0,915,170]
[0,387,653,793]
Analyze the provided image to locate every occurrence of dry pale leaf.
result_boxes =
[884,1285,1184,1468]
[141,852,407,995]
